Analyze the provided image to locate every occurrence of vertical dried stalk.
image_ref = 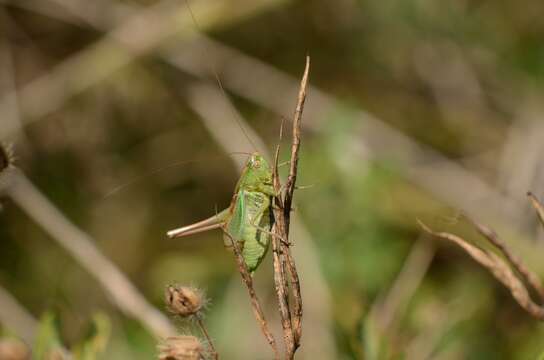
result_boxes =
[284,251,302,345]
[271,56,309,359]
[272,120,295,359]
[271,226,294,357]
[223,232,280,359]
[283,56,309,349]
[283,56,310,236]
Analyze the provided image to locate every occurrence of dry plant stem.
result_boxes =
[462,214,544,300]
[528,192,544,229]
[223,232,279,360]
[284,251,302,345]
[269,57,309,359]
[195,316,218,360]
[283,56,310,348]
[271,226,294,358]
[272,120,296,359]
[283,56,310,236]
[419,220,544,320]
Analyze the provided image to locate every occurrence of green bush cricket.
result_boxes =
[165,0,285,274]
[167,152,277,273]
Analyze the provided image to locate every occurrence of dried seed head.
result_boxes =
[0,339,31,360]
[158,336,205,360]
[165,285,205,318]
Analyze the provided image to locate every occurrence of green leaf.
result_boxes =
[73,312,111,360]
[33,312,63,360]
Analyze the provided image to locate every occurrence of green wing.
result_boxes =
[224,191,245,246]
[224,189,272,273]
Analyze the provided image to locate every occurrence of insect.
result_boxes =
[167,152,277,273]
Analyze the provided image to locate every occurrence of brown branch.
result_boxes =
[196,315,218,360]
[418,220,544,320]
[223,232,279,359]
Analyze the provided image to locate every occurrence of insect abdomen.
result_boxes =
[224,190,271,272]
[242,191,271,272]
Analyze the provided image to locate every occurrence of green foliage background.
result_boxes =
[2,0,544,358]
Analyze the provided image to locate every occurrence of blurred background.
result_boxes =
[1,0,544,358]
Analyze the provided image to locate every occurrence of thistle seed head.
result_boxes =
[158,335,205,360]
[165,285,205,318]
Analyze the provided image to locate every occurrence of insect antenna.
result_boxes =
[229,151,253,157]
[103,152,251,198]
[184,0,259,154]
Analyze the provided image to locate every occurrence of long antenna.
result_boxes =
[103,152,252,198]
[184,0,259,153]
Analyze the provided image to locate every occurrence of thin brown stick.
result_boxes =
[462,214,544,301]
[269,57,309,359]
[282,56,310,349]
[270,57,309,359]
[196,316,218,360]
[419,220,544,320]
[271,224,294,358]
[283,55,310,236]
[528,192,544,230]
[284,251,302,345]
[223,231,279,360]
[271,119,295,359]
